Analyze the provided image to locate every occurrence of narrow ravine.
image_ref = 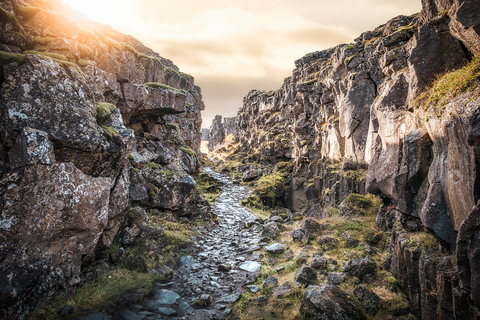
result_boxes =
[80,168,264,320]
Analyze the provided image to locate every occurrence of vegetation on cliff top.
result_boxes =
[416,56,480,111]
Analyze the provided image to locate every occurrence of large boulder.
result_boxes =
[344,256,377,280]
[300,284,367,320]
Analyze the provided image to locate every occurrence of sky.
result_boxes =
[63,0,422,128]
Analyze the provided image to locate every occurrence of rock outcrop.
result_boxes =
[221,0,480,318]
[0,0,204,318]
[208,115,237,152]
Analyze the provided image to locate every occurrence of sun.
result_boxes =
[62,0,126,27]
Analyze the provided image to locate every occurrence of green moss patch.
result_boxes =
[144,82,186,95]
[179,146,197,157]
[0,51,26,65]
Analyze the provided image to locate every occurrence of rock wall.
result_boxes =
[0,0,204,317]
[208,115,237,152]
[233,0,480,318]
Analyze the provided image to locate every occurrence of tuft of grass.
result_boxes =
[96,102,116,121]
[28,269,161,319]
[144,82,186,95]
[345,54,356,65]
[179,146,197,157]
[0,51,26,65]
[415,56,480,112]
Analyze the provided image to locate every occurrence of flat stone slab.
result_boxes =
[265,243,285,254]
[217,289,243,303]
[239,261,261,272]
[154,289,180,305]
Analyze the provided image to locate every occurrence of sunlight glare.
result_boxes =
[62,0,128,27]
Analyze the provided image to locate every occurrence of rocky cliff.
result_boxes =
[208,115,237,152]
[222,0,480,318]
[0,0,204,318]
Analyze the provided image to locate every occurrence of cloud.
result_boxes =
[64,0,422,128]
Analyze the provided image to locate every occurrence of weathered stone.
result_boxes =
[239,261,261,273]
[345,256,377,280]
[311,256,328,269]
[328,272,347,285]
[265,243,285,254]
[273,283,293,297]
[262,222,281,239]
[353,285,381,315]
[300,284,367,320]
[263,276,278,288]
[295,264,318,286]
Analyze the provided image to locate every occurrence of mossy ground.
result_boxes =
[195,171,223,205]
[231,191,414,319]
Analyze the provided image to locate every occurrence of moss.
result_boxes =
[255,171,286,198]
[34,37,56,46]
[0,51,26,65]
[17,5,42,20]
[196,171,222,205]
[96,102,116,121]
[148,186,159,199]
[179,146,197,157]
[147,162,158,170]
[0,6,24,34]
[300,79,316,85]
[167,122,179,130]
[144,82,186,95]
[77,59,93,67]
[78,44,93,59]
[101,126,119,141]
[344,44,355,50]
[343,193,380,216]
[128,152,135,161]
[415,56,480,112]
[345,54,356,65]
[164,66,180,75]
[24,50,68,61]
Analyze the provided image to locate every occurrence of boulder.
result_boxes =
[353,285,381,315]
[300,284,367,320]
[345,256,377,280]
[295,264,317,286]
[262,222,281,239]
[265,243,285,254]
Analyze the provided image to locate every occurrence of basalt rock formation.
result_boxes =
[0,0,204,318]
[208,115,237,152]
[215,0,480,318]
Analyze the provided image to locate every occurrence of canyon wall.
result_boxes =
[221,0,480,318]
[0,0,204,317]
[208,114,237,152]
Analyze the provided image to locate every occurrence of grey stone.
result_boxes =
[265,243,285,254]
[246,285,259,293]
[328,272,346,285]
[239,261,261,273]
[154,289,180,305]
[295,264,317,286]
[263,276,279,288]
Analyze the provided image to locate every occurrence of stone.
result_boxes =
[246,285,259,293]
[345,256,377,280]
[300,284,367,320]
[295,264,318,286]
[263,276,279,288]
[178,302,194,317]
[265,243,285,254]
[218,264,232,272]
[292,228,307,242]
[311,256,328,269]
[262,222,281,239]
[273,283,293,297]
[154,289,180,305]
[195,294,213,307]
[328,272,347,285]
[217,289,243,304]
[250,252,264,261]
[239,261,261,273]
[300,218,324,237]
[295,252,310,265]
[353,285,381,315]
[158,307,177,316]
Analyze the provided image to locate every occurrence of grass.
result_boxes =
[144,82,186,95]
[28,269,162,319]
[96,102,116,121]
[24,50,68,62]
[0,6,25,35]
[415,56,480,112]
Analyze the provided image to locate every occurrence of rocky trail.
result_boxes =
[76,168,264,320]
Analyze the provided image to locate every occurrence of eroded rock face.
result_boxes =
[218,0,480,318]
[208,115,237,152]
[0,0,204,317]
